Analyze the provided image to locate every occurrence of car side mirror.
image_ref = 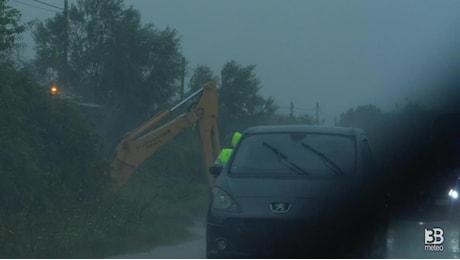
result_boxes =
[209,164,224,177]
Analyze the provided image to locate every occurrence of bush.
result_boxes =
[0,64,111,257]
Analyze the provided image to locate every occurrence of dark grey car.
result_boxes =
[206,125,386,258]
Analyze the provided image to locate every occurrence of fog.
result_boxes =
[7,0,460,258]
[11,0,460,122]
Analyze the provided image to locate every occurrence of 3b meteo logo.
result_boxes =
[424,228,444,252]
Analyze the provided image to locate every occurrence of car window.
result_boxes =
[230,132,356,177]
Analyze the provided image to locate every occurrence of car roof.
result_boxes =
[244,124,365,137]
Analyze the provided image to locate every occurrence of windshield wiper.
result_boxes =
[301,142,345,176]
[262,142,309,176]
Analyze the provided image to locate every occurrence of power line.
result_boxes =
[294,106,315,112]
[278,105,315,112]
[32,0,63,10]
[11,0,57,12]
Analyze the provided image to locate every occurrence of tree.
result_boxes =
[33,0,184,145]
[0,62,111,257]
[188,64,217,93]
[261,112,315,125]
[0,0,26,61]
[337,104,385,154]
[398,98,424,115]
[218,60,278,135]
[338,104,383,128]
[33,12,67,84]
[220,60,263,119]
[263,96,279,115]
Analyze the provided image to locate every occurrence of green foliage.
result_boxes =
[265,113,316,125]
[397,98,424,115]
[0,0,31,64]
[338,104,383,128]
[0,63,113,257]
[33,0,184,146]
[130,129,209,218]
[218,60,279,136]
[264,96,279,115]
[96,130,209,257]
[220,60,264,122]
[0,0,26,60]
[188,64,218,93]
[33,12,67,83]
[0,63,202,258]
[338,102,427,133]
[336,101,439,165]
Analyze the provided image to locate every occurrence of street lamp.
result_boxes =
[50,85,58,95]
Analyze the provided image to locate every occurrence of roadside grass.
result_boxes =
[67,131,209,259]
[75,134,210,258]
[79,168,210,258]
[0,113,210,259]
[68,128,208,258]
[0,150,209,259]
[72,217,194,258]
[48,168,208,258]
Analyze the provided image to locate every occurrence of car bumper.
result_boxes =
[206,217,372,258]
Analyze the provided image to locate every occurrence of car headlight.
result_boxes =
[212,187,239,212]
[449,189,458,199]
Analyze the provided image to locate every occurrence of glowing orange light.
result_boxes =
[50,85,58,95]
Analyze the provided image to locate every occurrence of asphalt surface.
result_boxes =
[114,225,206,259]
[387,219,460,259]
[113,218,460,259]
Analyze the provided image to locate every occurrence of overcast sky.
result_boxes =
[9,0,460,124]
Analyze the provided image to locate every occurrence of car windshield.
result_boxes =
[230,132,356,177]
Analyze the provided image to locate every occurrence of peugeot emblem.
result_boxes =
[270,202,291,213]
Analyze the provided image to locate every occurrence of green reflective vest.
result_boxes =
[215,132,242,165]
[215,148,233,164]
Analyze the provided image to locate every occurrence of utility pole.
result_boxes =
[316,102,319,125]
[63,0,69,91]
[290,102,294,118]
[180,57,186,100]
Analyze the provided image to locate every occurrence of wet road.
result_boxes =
[387,219,460,258]
[114,219,460,258]
[114,225,206,259]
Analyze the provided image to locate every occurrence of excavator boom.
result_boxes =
[111,82,220,189]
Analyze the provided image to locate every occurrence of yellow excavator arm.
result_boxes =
[110,82,221,189]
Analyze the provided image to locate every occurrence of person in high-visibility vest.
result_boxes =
[215,131,242,164]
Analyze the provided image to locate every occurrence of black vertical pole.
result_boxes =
[180,57,185,100]
[316,102,319,125]
[63,0,69,91]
